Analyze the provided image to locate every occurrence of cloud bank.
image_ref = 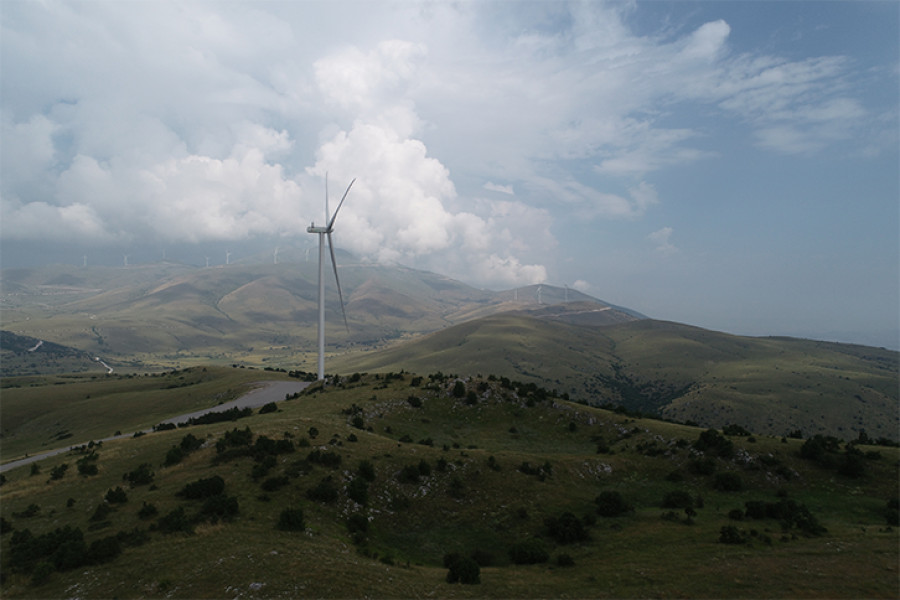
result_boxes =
[0,1,883,288]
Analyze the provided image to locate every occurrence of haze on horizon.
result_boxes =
[1,1,897,350]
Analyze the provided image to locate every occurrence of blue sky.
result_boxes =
[1,1,897,348]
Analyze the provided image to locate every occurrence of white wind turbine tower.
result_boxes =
[226,251,231,265]
[273,247,279,265]
[307,174,355,381]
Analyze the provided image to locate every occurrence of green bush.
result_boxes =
[277,508,305,531]
[123,463,154,486]
[86,535,122,564]
[714,472,743,492]
[719,525,748,544]
[358,459,376,481]
[347,477,369,505]
[545,511,590,544]
[556,553,575,567]
[137,502,158,520]
[662,490,694,509]
[105,486,128,504]
[306,477,338,503]
[30,560,53,586]
[258,402,278,414]
[155,507,193,534]
[445,555,480,584]
[261,476,289,492]
[508,538,549,564]
[178,475,225,500]
[198,494,239,523]
[694,429,734,458]
[595,490,633,517]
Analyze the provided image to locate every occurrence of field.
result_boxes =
[1,371,897,598]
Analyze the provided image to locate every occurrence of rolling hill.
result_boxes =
[1,371,897,598]
[332,313,899,441]
[0,259,636,370]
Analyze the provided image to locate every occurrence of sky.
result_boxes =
[1,0,898,349]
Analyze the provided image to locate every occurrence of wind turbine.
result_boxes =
[307,174,355,381]
[226,251,231,265]
[273,247,279,265]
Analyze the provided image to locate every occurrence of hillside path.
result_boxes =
[0,380,309,474]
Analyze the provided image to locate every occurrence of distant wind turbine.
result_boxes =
[82,255,87,268]
[273,247,279,265]
[205,256,210,268]
[123,254,129,267]
[307,173,355,381]
[226,251,231,265]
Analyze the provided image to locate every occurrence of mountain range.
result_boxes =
[1,257,897,441]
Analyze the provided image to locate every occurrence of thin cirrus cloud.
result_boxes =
[0,0,888,293]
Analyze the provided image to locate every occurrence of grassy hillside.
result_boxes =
[0,366,295,463]
[332,316,899,441]
[1,372,897,598]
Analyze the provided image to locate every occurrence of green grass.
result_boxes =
[333,315,899,441]
[2,372,896,598]
[0,366,294,461]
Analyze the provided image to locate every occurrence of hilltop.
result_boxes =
[333,313,899,442]
[1,370,897,598]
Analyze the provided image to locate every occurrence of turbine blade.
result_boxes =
[327,231,350,333]
[327,178,356,231]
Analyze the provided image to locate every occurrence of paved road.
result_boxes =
[0,380,310,474]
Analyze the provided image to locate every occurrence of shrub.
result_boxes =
[123,463,154,486]
[306,477,338,503]
[30,560,53,586]
[90,503,112,522]
[1,516,13,534]
[728,508,745,521]
[277,508,305,531]
[719,525,747,545]
[714,472,743,492]
[198,495,239,523]
[180,433,204,452]
[178,475,225,500]
[260,476,289,492]
[259,402,278,414]
[662,490,694,509]
[155,507,193,534]
[689,457,717,476]
[885,499,899,526]
[358,459,376,481]
[8,526,86,573]
[138,502,158,520]
[347,477,369,505]
[307,449,342,468]
[49,463,69,481]
[545,512,590,544]
[407,395,422,408]
[164,446,185,466]
[86,535,121,564]
[595,491,633,517]
[694,429,734,458]
[445,555,480,584]
[556,553,575,567]
[398,464,422,484]
[105,486,128,504]
[452,381,467,398]
[508,538,549,564]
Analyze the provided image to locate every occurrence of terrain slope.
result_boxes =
[1,371,897,599]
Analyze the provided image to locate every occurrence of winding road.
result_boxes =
[0,380,310,474]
